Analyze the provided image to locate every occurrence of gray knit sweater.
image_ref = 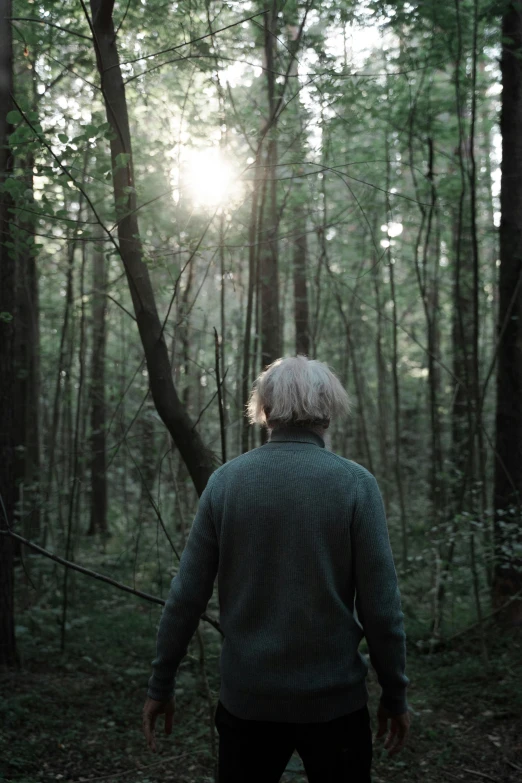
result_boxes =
[147,427,410,722]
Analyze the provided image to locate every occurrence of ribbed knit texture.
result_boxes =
[147,427,410,722]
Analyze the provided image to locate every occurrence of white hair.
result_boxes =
[247,355,353,429]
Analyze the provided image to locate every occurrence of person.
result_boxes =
[143,355,410,782]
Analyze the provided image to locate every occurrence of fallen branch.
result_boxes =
[444,587,522,643]
[462,768,498,783]
[1,529,223,636]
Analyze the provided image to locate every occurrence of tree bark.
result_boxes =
[293,193,310,356]
[88,240,107,535]
[14,146,40,544]
[0,0,18,668]
[88,0,215,495]
[259,1,281,369]
[241,147,262,453]
[492,4,522,626]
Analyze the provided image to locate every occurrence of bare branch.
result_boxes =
[9,16,92,41]
[1,529,223,636]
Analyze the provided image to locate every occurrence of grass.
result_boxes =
[1,549,521,783]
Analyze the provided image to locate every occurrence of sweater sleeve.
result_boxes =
[147,473,219,702]
[352,472,410,715]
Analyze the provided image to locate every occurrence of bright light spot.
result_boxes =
[486,83,502,96]
[494,211,501,227]
[222,60,246,88]
[183,148,241,208]
[326,19,384,69]
[409,366,429,379]
[381,222,403,237]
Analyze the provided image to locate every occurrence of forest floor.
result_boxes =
[1,555,521,783]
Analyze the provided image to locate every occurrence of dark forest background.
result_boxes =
[0,1,521,782]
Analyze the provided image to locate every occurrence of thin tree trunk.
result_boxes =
[138,402,157,522]
[371,210,390,510]
[479,63,498,590]
[293,198,310,356]
[88,0,214,496]
[0,0,18,669]
[492,4,522,626]
[88,238,107,535]
[286,24,310,357]
[14,145,40,545]
[384,120,408,570]
[61,210,88,652]
[450,8,475,516]
[219,212,228,458]
[41,205,81,550]
[241,147,262,453]
[259,1,281,369]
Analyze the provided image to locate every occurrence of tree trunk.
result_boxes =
[492,5,522,626]
[138,404,157,522]
[13,54,40,555]
[88,0,214,496]
[88,240,107,535]
[371,213,390,511]
[14,146,40,544]
[293,196,310,356]
[286,24,310,357]
[0,0,18,669]
[241,148,261,453]
[259,1,281,369]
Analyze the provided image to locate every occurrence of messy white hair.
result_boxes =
[247,355,353,429]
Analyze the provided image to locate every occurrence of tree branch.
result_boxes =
[8,17,92,41]
[1,530,223,636]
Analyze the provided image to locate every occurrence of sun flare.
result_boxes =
[183,148,240,208]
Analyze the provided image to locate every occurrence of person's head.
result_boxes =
[246,355,353,444]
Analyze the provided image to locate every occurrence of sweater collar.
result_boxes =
[267,427,326,448]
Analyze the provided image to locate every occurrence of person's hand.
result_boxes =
[142,696,176,753]
[374,702,410,757]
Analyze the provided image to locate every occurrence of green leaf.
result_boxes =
[115,152,131,169]
[58,133,68,143]
[4,177,22,195]
[6,110,22,124]
[0,311,14,323]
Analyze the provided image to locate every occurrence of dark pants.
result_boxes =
[214,700,373,783]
